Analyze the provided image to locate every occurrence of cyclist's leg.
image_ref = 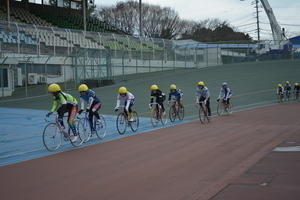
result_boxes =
[156,97,165,112]
[57,106,65,127]
[67,105,78,135]
[91,102,101,120]
[206,98,211,116]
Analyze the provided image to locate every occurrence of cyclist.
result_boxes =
[195,81,211,118]
[149,84,166,115]
[284,81,292,100]
[276,84,284,101]
[167,84,183,109]
[217,82,233,110]
[293,83,300,98]
[114,87,135,122]
[78,84,102,134]
[46,83,79,142]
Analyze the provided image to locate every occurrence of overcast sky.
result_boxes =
[94,0,300,40]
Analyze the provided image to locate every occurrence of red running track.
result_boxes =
[1,102,300,200]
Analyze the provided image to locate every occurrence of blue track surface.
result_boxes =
[0,107,188,166]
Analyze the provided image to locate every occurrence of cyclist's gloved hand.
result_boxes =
[86,109,90,113]
[46,111,53,117]
[217,99,220,102]
[78,109,83,115]
[57,117,63,123]
[148,104,152,109]
[114,107,119,112]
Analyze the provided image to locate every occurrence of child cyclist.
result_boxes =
[149,85,166,115]
[294,83,300,95]
[195,81,211,118]
[284,81,292,100]
[78,84,102,134]
[167,84,183,109]
[114,87,135,122]
[276,84,284,101]
[45,83,79,142]
[217,82,233,110]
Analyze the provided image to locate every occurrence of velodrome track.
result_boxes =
[1,60,300,199]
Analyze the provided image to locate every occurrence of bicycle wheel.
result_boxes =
[80,118,91,142]
[286,92,290,101]
[199,106,206,124]
[169,105,176,122]
[95,115,107,139]
[43,123,62,151]
[130,111,139,132]
[70,120,85,147]
[278,94,283,103]
[295,93,300,101]
[227,102,233,115]
[117,112,127,134]
[178,105,185,121]
[151,108,159,127]
[217,102,225,115]
[161,109,168,125]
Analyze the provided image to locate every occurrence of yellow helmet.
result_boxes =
[198,81,204,86]
[286,81,289,84]
[150,85,158,90]
[170,84,177,90]
[295,83,299,86]
[48,83,61,92]
[78,84,88,92]
[118,87,127,94]
[278,84,282,87]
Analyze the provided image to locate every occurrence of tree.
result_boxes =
[94,0,183,39]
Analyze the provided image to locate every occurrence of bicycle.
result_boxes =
[168,100,184,122]
[78,112,107,142]
[196,101,211,124]
[277,92,284,103]
[294,91,300,101]
[217,99,233,116]
[150,102,167,127]
[43,114,85,151]
[116,106,139,134]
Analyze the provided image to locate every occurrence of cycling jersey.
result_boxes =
[284,84,292,91]
[79,89,101,110]
[277,86,284,94]
[50,92,77,112]
[218,87,233,100]
[116,92,135,111]
[196,86,210,103]
[168,89,183,101]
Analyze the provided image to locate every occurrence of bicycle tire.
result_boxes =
[80,118,91,142]
[217,102,225,116]
[178,105,185,121]
[95,115,107,139]
[117,112,127,134]
[43,123,62,151]
[199,106,206,124]
[130,111,139,132]
[227,102,233,115]
[70,120,84,147]
[151,108,159,127]
[294,92,299,101]
[161,109,168,125]
[169,105,176,122]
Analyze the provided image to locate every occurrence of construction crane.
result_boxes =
[252,0,292,58]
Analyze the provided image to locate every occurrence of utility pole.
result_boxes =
[254,0,260,42]
[139,0,142,37]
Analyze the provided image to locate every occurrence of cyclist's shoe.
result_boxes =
[71,135,78,142]
[162,111,166,116]
[96,119,101,125]
[130,117,135,122]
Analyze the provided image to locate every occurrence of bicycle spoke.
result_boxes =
[130,111,139,132]
[95,115,107,139]
[43,123,62,151]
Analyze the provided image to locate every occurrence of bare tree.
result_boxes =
[94,0,183,39]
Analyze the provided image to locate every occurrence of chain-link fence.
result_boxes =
[0,20,298,101]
